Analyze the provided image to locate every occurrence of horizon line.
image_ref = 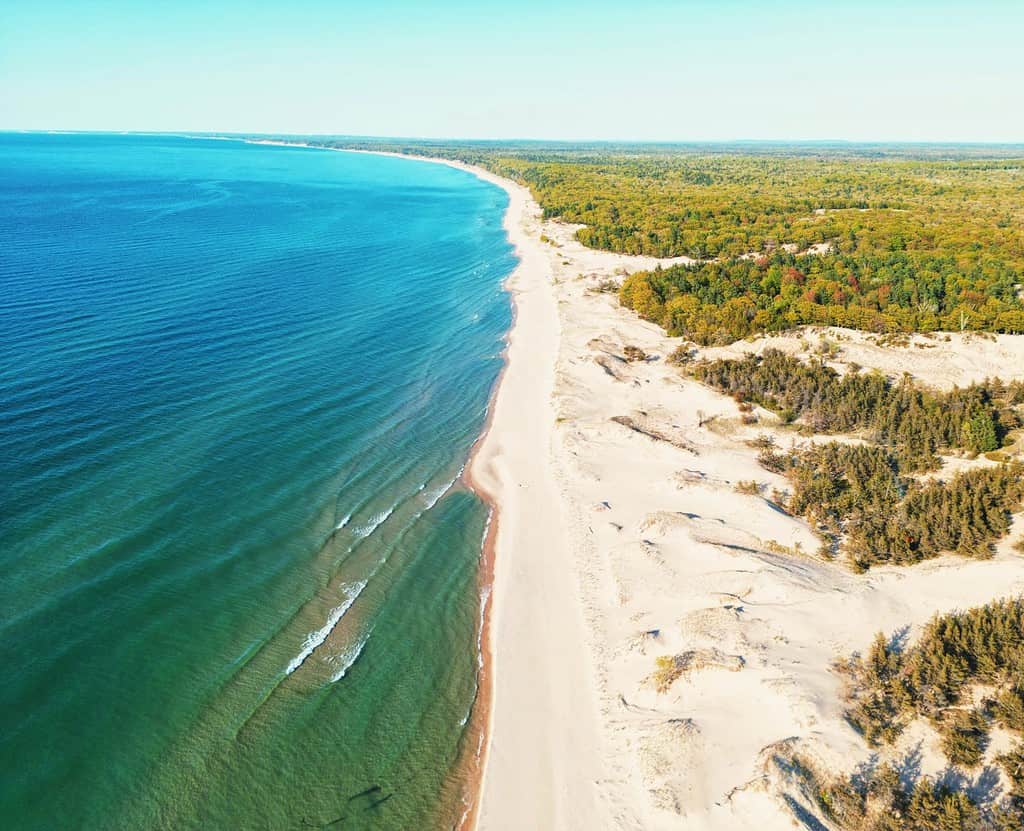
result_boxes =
[3,129,1024,148]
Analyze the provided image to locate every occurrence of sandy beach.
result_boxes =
[319,147,611,828]
[459,167,611,830]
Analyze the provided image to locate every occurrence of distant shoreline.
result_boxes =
[15,131,1024,159]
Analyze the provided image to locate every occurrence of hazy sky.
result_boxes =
[3,0,1022,141]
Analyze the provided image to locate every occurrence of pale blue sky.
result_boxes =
[2,0,1022,141]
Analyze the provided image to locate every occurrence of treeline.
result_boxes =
[621,251,1024,345]
[695,349,1022,470]
[789,754,1018,830]
[784,600,1024,829]
[305,140,1024,344]
[314,140,1024,270]
[846,600,1024,746]
[764,443,1024,569]
[476,154,1024,264]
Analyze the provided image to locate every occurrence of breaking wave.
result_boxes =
[330,630,372,683]
[285,580,368,675]
[423,468,463,511]
[353,507,395,539]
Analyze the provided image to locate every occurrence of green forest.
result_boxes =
[695,350,1023,468]
[578,154,1024,342]
[773,445,1023,570]
[621,249,1024,344]
[491,154,1024,262]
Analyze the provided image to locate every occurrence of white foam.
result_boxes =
[423,467,463,511]
[329,630,372,683]
[476,585,491,670]
[285,580,368,675]
[353,507,395,539]
[334,513,352,531]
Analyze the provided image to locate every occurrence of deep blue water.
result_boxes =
[0,133,514,829]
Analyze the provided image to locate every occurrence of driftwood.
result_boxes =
[594,354,627,380]
[611,416,698,454]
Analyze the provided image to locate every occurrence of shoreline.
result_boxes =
[299,143,610,828]
[327,146,546,830]
[241,139,567,828]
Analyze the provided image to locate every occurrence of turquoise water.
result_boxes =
[0,134,514,829]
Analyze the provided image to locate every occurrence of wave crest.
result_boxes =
[422,469,461,511]
[285,580,367,675]
[329,630,372,683]
[353,507,394,539]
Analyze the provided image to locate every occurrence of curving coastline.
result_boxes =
[240,140,541,828]
[331,147,608,828]
[246,141,610,828]
[299,144,607,829]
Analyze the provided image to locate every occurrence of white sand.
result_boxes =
[462,170,613,829]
